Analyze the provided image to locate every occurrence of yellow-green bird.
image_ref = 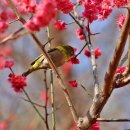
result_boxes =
[22,45,74,76]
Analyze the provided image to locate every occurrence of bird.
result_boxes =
[22,45,74,76]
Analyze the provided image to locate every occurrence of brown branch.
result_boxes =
[0,27,24,44]
[97,118,130,122]
[77,5,130,130]
[123,33,130,76]
[6,0,78,122]
[127,34,130,74]
[114,76,130,88]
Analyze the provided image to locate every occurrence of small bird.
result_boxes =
[22,45,74,76]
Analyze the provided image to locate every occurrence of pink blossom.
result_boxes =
[116,66,126,74]
[68,55,80,64]
[91,121,100,130]
[76,28,85,40]
[113,0,127,8]
[0,21,8,33]
[56,0,74,14]
[68,80,78,87]
[4,60,14,68]
[8,74,27,93]
[25,0,57,32]
[98,5,112,20]
[117,14,126,29]
[54,20,66,30]
[82,2,99,23]
[94,48,102,59]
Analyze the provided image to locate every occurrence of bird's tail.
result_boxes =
[22,67,47,77]
[22,68,34,77]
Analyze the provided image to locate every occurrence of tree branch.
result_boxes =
[6,0,78,122]
[77,5,130,130]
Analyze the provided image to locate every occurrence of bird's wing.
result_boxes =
[31,54,43,65]
[31,48,58,65]
[47,48,58,53]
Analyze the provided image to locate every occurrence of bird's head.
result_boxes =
[56,45,74,61]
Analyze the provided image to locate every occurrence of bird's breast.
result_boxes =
[42,49,65,68]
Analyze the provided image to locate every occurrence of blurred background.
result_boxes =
[0,1,130,130]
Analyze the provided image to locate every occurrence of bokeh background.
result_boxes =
[0,1,130,130]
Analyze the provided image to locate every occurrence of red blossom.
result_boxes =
[82,2,99,23]
[0,57,6,69]
[0,21,8,33]
[76,28,85,40]
[4,60,14,68]
[0,46,12,57]
[25,0,57,32]
[16,0,36,13]
[56,0,74,14]
[68,55,80,64]
[116,66,126,74]
[68,80,78,88]
[84,48,102,59]
[71,122,77,130]
[113,0,127,8]
[54,20,66,30]
[117,14,126,29]
[0,120,8,130]
[94,48,102,59]
[98,5,112,20]
[84,49,91,57]
[8,74,27,93]
[0,11,8,21]
[73,47,77,53]
[91,121,100,130]
[25,20,40,32]
[0,46,13,70]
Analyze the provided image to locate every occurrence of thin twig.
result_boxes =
[69,13,82,28]
[22,89,46,121]
[9,67,14,74]
[0,27,24,44]
[80,84,93,99]
[6,0,78,122]
[48,104,63,115]
[43,70,50,130]
[47,26,56,130]
[42,37,54,48]
[8,18,19,24]
[118,52,128,67]
[66,21,75,25]
[21,97,45,108]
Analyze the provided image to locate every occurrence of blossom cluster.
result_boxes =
[0,46,14,69]
[8,74,27,93]
[82,0,129,23]
[0,11,8,33]
[25,0,74,32]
